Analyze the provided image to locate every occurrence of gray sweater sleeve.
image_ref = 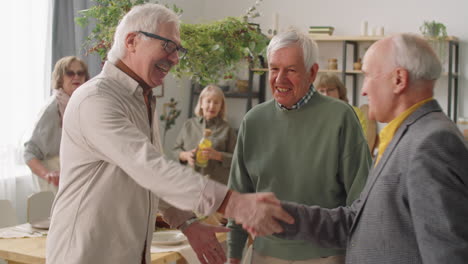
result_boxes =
[276,201,357,248]
[23,98,61,163]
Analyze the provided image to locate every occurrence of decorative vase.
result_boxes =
[328,58,338,70]
[236,80,249,93]
[353,58,362,71]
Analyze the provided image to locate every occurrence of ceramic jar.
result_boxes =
[328,58,338,70]
[353,58,362,70]
[236,80,249,93]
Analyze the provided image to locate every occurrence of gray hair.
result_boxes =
[107,3,180,63]
[266,29,319,71]
[390,33,442,82]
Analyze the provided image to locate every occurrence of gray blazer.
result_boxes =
[278,100,468,264]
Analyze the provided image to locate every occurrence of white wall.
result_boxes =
[154,0,204,154]
[161,0,468,152]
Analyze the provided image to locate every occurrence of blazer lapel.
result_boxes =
[349,100,443,234]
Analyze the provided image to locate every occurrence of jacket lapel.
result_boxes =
[349,100,443,234]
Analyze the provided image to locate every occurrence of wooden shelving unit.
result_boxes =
[188,59,267,118]
[312,34,460,121]
[310,35,384,42]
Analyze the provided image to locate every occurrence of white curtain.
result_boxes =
[0,1,52,216]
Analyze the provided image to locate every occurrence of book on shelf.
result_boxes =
[308,30,333,33]
[309,33,333,38]
[309,26,334,30]
[308,26,334,35]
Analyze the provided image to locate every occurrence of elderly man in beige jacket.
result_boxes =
[46,4,293,264]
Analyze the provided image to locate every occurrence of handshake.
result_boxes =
[180,191,294,264]
[221,191,294,236]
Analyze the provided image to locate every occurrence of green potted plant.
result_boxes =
[419,20,448,64]
[419,20,447,39]
[174,17,268,86]
[75,0,268,86]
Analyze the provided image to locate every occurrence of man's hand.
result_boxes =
[228,258,241,264]
[45,171,60,186]
[223,192,294,236]
[182,221,230,264]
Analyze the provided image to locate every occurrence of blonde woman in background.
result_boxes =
[317,73,379,155]
[173,84,237,185]
[23,56,89,194]
[317,73,367,135]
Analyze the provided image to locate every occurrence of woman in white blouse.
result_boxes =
[23,56,89,193]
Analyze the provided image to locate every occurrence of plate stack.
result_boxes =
[309,26,334,37]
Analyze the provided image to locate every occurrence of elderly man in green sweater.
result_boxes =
[227,29,372,264]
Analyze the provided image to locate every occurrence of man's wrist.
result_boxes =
[178,217,198,231]
[218,190,234,215]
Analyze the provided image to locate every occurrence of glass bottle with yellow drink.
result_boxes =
[195,129,212,168]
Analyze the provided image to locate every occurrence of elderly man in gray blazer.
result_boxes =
[246,33,468,264]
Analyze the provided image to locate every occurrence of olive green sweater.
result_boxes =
[227,94,371,260]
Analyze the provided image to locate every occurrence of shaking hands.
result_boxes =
[222,191,294,236]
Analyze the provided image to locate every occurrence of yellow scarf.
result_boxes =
[375,98,433,166]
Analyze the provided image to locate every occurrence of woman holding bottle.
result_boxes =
[172,84,237,185]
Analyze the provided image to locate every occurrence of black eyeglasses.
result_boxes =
[65,70,86,77]
[138,31,187,59]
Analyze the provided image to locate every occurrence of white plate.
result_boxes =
[30,219,50,230]
[152,230,187,246]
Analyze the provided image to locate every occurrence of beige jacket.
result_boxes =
[46,62,228,264]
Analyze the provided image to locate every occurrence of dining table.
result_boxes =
[0,231,227,264]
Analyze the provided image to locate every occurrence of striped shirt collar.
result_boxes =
[277,85,316,111]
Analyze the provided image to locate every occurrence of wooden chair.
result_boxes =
[0,200,17,228]
[27,191,55,223]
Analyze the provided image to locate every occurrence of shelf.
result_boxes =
[255,68,363,74]
[314,34,459,121]
[319,69,362,74]
[442,72,459,77]
[310,35,458,42]
[310,35,384,42]
[426,36,459,42]
[251,68,269,72]
[319,70,459,77]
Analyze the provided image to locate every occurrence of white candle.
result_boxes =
[378,26,385,36]
[361,21,368,36]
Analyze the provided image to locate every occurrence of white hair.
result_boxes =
[390,33,442,82]
[107,3,179,63]
[266,28,319,71]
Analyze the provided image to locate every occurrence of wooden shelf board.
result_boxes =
[251,68,269,72]
[310,35,384,41]
[442,72,459,77]
[318,69,341,73]
[318,69,363,74]
[319,70,459,77]
[310,35,458,42]
[427,36,459,42]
